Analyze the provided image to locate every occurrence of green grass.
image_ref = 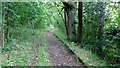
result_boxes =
[2,41,34,66]
[2,27,50,66]
[35,33,50,66]
[54,29,109,67]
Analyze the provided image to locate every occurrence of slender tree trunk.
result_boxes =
[77,2,83,44]
[118,2,120,26]
[5,3,10,43]
[64,9,69,39]
[97,2,106,56]
[0,2,3,46]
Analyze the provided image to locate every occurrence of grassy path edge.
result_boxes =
[54,30,110,67]
[54,34,87,67]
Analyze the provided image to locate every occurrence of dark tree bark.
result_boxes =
[63,2,76,42]
[64,9,69,39]
[77,2,83,44]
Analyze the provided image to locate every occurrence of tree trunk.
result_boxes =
[0,2,3,46]
[77,2,83,44]
[5,3,10,43]
[64,9,69,39]
[97,2,105,56]
[63,2,76,42]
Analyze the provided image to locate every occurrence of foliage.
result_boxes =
[57,2,120,65]
[2,2,52,66]
[2,1,120,66]
[82,2,120,65]
[54,29,109,66]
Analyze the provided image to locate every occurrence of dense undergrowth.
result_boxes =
[82,27,120,66]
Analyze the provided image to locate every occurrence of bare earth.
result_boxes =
[47,32,82,66]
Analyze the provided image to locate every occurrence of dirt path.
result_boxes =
[47,31,82,66]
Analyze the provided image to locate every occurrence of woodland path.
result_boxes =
[29,30,83,66]
[47,30,82,66]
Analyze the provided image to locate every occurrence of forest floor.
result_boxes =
[30,35,42,66]
[29,30,82,66]
[2,29,83,66]
[46,30,81,66]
